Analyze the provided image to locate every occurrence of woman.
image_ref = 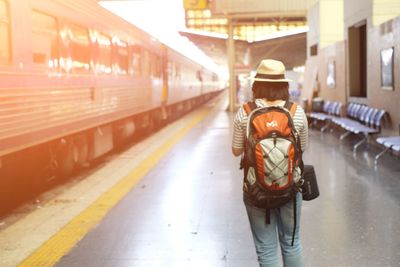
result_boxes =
[232,59,308,267]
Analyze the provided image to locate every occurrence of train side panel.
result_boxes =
[0,0,163,156]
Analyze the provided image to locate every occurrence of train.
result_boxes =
[0,0,224,214]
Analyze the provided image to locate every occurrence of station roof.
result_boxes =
[100,0,310,73]
[180,30,306,72]
[181,0,309,71]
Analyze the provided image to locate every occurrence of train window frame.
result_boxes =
[142,49,150,77]
[95,31,112,74]
[157,55,163,78]
[130,44,142,76]
[112,37,128,75]
[61,22,91,73]
[175,63,181,80]
[150,53,162,78]
[31,10,59,71]
[0,0,11,65]
[168,60,174,80]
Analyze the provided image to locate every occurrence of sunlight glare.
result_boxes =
[99,0,226,78]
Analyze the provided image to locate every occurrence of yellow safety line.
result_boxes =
[18,107,211,267]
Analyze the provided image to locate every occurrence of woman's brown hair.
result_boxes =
[252,81,289,101]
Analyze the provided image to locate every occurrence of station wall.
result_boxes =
[367,17,400,135]
[303,16,400,136]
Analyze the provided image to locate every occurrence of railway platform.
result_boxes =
[1,94,400,267]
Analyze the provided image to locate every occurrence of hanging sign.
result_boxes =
[183,0,208,10]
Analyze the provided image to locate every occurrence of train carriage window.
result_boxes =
[0,0,11,65]
[175,63,181,80]
[169,61,181,80]
[142,49,150,77]
[68,23,90,72]
[113,38,128,75]
[32,11,58,68]
[130,44,141,76]
[212,74,218,82]
[168,60,174,80]
[96,32,112,74]
[150,53,155,77]
[150,53,162,78]
[155,55,162,78]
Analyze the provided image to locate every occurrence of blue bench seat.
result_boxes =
[375,136,400,164]
[331,103,387,152]
[309,101,342,132]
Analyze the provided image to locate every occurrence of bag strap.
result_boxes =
[245,100,297,117]
[284,101,304,169]
[241,102,255,170]
[291,195,297,246]
[243,101,258,116]
[284,101,297,117]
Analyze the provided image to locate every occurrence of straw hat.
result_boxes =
[251,59,292,82]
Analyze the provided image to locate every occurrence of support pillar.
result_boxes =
[227,18,236,112]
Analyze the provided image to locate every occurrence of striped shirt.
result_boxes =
[232,99,309,151]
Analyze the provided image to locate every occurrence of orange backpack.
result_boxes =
[241,101,304,213]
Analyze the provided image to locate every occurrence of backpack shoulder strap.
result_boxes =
[284,101,297,117]
[243,101,258,116]
[285,101,303,155]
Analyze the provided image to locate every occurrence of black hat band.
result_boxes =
[255,73,285,80]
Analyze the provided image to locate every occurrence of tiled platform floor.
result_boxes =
[56,99,400,267]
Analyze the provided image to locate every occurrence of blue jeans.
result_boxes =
[245,193,304,267]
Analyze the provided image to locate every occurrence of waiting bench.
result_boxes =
[331,103,387,152]
[309,101,343,132]
[374,135,400,165]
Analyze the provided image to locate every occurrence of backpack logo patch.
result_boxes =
[266,121,278,127]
